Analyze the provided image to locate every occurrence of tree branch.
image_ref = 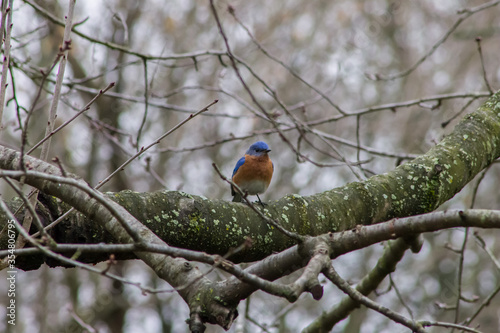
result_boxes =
[302,237,417,332]
[322,264,426,333]
[3,91,498,265]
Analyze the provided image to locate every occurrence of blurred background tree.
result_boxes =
[0,0,499,332]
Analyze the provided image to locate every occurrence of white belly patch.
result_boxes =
[238,179,268,195]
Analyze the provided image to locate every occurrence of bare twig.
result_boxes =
[156,90,490,162]
[451,228,469,331]
[441,97,477,128]
[323,264,426,333]
[463,282,500,327]
[420,320,483,333]
[475,37,493,94]
[51,156,67,177]
[0,236,244,271]
[20,50,63,161]
[212,6,355,171]
[0,1,7,53]
[68,305,98,333]
[96,99,217,189]
[136,58,149,147]
[473,231,500,272]
[0,0,13,128]
[27,82,115,154]
[39,0,76,161]
[17,0,76,249]
[310,91,491,126]
[448,162,494,330]
[470,165,491,209]
[389,273,414,320]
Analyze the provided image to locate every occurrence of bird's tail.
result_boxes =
[232,193,242,202]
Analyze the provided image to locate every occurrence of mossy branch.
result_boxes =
[1,92,500,267]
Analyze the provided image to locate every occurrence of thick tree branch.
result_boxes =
[216,209,500,309]
[1,91,499,267]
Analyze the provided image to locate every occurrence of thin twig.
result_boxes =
[0,0,13,128]
[0,1,7,53]
[39,0,76,161]
[475,37,493,94]
[441,97,477,128]
[463,282,500,327]
[389,274,414,320]
[448,165,490,330]
[323,264,426,333]
[213,6,353,171]
[451,228,469,331]
[68,305,98,333]
[470,165,491,209]
[310,91,491,126]
[17,0,76,249]
[19,50,63,163]
[420,320,483,333]
[473,231,500,272]
[136,58,149,147]
[96,99,216,189]
[27,82,115,154]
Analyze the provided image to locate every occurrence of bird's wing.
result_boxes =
[232,156,246,177]
[231,156,246,198]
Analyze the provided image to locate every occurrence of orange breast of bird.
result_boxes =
[232,154,273,195]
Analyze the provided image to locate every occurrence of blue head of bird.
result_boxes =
[246,141,271,156]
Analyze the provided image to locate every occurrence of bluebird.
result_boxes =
[231,141,274,205]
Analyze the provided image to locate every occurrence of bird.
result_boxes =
[231,141,274,205]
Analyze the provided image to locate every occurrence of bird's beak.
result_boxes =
[265,149,271,153]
